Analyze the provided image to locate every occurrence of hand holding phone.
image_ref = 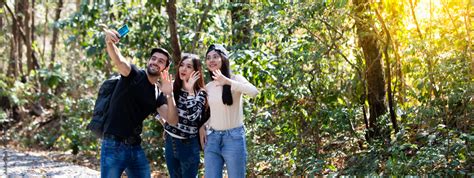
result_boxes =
[104,29,119,44]
[117,25,129,38]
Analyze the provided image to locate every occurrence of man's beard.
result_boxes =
[147,65,160,76]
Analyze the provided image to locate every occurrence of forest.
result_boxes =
[0,0,472,176]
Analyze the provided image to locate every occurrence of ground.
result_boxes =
[0,147,99,177]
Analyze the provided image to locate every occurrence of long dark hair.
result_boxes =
[207,50,233,105]
[173,53,205,100]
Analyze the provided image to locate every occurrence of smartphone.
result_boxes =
[117,24,129,38]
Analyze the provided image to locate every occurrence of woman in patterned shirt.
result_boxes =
[161,53,208,178]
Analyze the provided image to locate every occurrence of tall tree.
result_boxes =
[394,40,405,105]
[5,2,29,78]
[166,0,181,65]
[42,0,49,62]
[375,9,398,133]
[353,0,387,140]
[408,0,423,40]
[50,0,63,68]
[6,3,19,78]
[17,1,27,78]
[22,0,33,74]
[27,0,39,74]
[8,37,19,78]
[230,0,251,47]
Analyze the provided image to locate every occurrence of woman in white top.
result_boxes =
[200,44,259,178]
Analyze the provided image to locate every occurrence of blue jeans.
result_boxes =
[204,126,246,178]
[165,134,200,178]
[100,138,151,178]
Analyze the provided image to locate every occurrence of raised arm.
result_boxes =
[229,75,259,97]
[157,69,178,125]
[157,95,178,126]
[104,29,131,77]
[212,69,259,97]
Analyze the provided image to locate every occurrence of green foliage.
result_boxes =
[141,116,166,170]
[0,110,7,123]
[0,74,33,108]
[56,98,98,154]
[382,126,469,176]
[38,64,68,88]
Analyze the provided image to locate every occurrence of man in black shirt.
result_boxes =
[102,28,177,178]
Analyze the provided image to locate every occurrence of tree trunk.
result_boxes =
[362,95,370,140]
[7,3,18,78]
[353,0,387,140]
[25,0,39,74]
[31,0,39,70]
[42,0,49,62]
[166,0,181,65]
[30,0,44,107]
[50,0,63,68]
[375,9,398,133]
[76,0,81,10]
[408,0,423,40]
[6,0,34,79]
[394,40,405,106]
[8,37,19,78]
[15,1,25,78]
[22,0,35,75]
[39,2,52,106]
[230,0,251,47]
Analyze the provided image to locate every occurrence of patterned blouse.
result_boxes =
[164,89,207,139]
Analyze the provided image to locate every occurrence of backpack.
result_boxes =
[86,75,121,138]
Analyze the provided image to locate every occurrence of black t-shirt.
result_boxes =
[104,64,167,138]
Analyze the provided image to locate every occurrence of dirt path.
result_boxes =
[0,147,99,177]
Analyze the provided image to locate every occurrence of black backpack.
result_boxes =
[86,75,120,138]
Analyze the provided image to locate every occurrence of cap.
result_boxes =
[206,44,229,59]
